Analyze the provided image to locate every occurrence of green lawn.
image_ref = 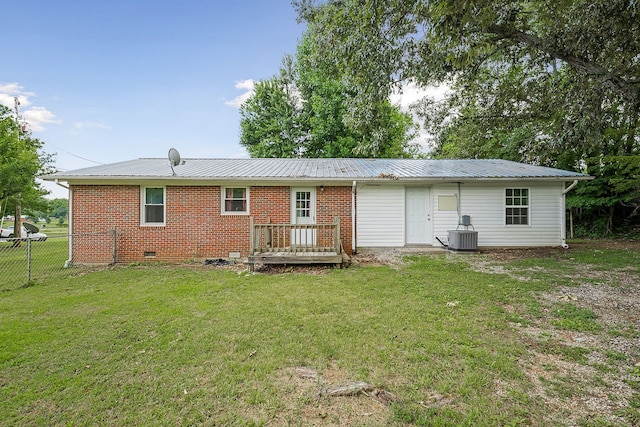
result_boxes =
[1,245,639,426]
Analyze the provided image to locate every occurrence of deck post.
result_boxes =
[249,217,254,255]
[334,216,341,254]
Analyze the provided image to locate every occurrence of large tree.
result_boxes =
[0,105,54,230]
[239,30,420,158]
[296,0,640,233]
[295,0,638,159]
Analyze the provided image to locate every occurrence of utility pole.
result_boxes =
[13,97,22,244]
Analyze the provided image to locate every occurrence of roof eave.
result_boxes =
[41,175,592,184]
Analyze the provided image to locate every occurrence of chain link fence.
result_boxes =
[0,230,115,289]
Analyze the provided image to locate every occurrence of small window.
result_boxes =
[222,187,248,214]
[142,187,165,225]
[505,188,529,225]
[295,191,311,218]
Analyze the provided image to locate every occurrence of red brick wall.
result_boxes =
[316,186,352,254]
[70,184,352,263]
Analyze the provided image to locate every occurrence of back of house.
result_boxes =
[42,157,590,264]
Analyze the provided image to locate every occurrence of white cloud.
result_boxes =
[390,81,450,110]
[390,81,451,151]
[71,121,112,135]
[0,83,35,107]
[225,79,255,108]
[22,107,60,131]
[0,82,59,131]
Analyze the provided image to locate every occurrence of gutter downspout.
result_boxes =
[55,180,73,267]
[352,181,357,254]
[561,180,578,249]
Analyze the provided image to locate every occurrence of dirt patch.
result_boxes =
[349,249,409,269]
[269,363,393,426]
[479,239,640,262]
[467,241,640,426]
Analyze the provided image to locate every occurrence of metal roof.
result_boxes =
[42,158,590,182]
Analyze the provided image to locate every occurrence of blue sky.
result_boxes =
[2,1,442,199]
[1,1,306,197]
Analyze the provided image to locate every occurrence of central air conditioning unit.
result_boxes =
[448,229,478,251]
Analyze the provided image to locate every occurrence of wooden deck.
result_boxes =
[247,217,348,271]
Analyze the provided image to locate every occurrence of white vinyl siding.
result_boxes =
[357,185,405,247]
[428,182,566,247]
[440,182,562,247]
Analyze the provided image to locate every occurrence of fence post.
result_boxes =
[26,237,32,284]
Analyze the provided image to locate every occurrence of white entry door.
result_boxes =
[405,187,430,244]
[291,188,316,247]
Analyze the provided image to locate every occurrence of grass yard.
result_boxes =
[1,242,639,426]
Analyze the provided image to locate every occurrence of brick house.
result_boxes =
[43,157,590,265]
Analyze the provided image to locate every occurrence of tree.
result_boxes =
[296,0,640,234]
[239,75,305,158]
[295,0,639,131]
[239,30,420,158]
[24,197,69,224]
[0,105,54,235]
[568,155,640,235]
[48,198,69,220]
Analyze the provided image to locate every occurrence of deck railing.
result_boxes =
[250,217,341,255]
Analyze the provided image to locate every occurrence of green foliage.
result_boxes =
[239,30,420,158]
[569,156,640,235]
[48,198,69,219]
[239,77,304,157]
[0,105,54,214]
[296,0,640,231]
[25,197,69,223]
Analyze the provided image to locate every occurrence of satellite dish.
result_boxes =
[168,148,181,167]
[168,148,181,175]
[23,222,40,234]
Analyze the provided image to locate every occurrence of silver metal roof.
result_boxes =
[43,158,590,182]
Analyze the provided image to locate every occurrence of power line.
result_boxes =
[47,143,104,165]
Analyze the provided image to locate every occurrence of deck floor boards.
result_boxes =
[247,251,344,270]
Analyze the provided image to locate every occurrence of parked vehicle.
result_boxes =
[0,223,48,241]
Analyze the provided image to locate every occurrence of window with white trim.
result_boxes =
[142,187,165,225]
[505,188,529,225]
[222,187,248,214]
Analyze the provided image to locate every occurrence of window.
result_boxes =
[505,188,529,225]
[222,187,248,214]
[295,191,311,218]
[142,187,165,225]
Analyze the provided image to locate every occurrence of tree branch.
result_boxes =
[486,24,640,104]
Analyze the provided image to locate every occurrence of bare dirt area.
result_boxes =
[471,240,640,426]
[270,364,394,426]
[479,239,640,261]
